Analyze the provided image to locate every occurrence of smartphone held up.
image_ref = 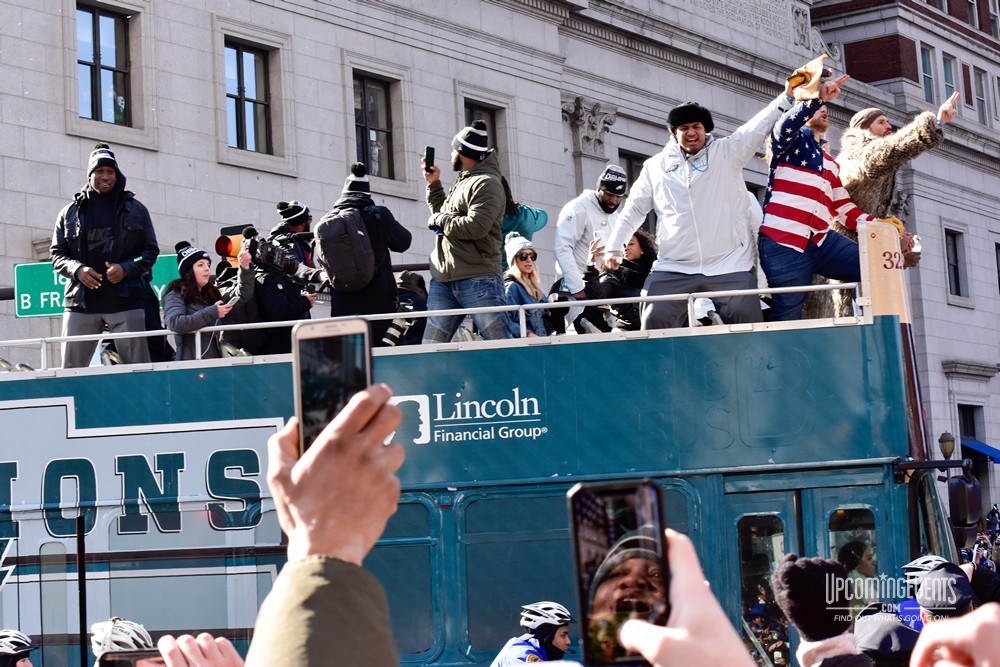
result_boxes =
[423,146,435,172]
[97,649,165,667]
[291,318,372,454]
[568,480,670,666]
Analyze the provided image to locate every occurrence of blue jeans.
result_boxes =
[422,275,510,343]
[759,233,860,321]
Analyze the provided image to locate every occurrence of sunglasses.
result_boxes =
[516,251,537,262]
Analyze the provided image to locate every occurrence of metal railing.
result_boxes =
[0,280,861,371]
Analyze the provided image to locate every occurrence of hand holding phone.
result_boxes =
[568,480,671,665]
[226,294,240,307]
[292,318,372,454]
[423,146,435,173]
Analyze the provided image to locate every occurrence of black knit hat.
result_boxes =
[276,200,310,227]
[175,241,211,277]
[597,164,628,196]
[667,102,714,133]
[771,554,851,642]
[342,162,371,194]
[88,143,119,175]
[452,119,490,162]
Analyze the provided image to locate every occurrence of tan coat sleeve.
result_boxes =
[245,556,397,667]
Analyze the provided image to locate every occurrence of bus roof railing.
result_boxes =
[0,280,862,371]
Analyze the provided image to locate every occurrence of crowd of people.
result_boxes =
[46,57,960,366]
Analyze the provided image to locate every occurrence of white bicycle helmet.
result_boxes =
[0,630,35,656]
[90,617,154,658]
[902,555,949,589]
[520,601,574,629]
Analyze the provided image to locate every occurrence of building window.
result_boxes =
[76,5,130,126]
[943,55,957,101]
[968,0,980,26]
[620,151,657,235]
[354,74,394,179]
[225,42,271,153]
[925,0,944,8]
[990,0,999,37]
[945,229,966,297]
[995,243,1000,294]
[920,46,935,104]
[974,69,988,124]
[958,404,981,439]
[464,102,497,148]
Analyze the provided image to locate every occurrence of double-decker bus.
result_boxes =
[0,223,975,666]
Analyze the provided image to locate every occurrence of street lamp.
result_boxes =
[939,432,956,460]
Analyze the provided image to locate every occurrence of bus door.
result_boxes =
[723,489,799,666]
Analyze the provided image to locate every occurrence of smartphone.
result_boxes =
[423,146,435,172]
[98,650,165,667]
[226,294,241,307]
[568,480,670,666]
[291,318,372,454]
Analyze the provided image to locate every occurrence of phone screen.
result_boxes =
[568,481,670,665]
[294,321,371,453]
[98,650,165,667]
[424,146,435,171]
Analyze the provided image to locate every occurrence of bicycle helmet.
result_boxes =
[0,630,35,656]
[902,555,949,590]
[520,601,574,630]
[90,617,153,658]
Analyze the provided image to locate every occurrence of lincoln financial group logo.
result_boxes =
[388,388,547,445]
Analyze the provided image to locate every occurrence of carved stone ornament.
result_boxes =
[561,96,618,159]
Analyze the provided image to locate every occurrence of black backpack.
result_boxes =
[313,207,375,292]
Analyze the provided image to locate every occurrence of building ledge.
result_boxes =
[942,360,1000,380]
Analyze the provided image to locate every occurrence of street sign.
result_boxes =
[14,255,179,318]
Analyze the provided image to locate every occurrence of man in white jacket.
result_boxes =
[604,82,797,329]
[551,164,628,333]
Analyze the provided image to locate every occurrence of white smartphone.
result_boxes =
[226,294,241,306]
[291,318,372,454]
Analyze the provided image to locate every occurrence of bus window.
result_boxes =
[736,515,788,667]
[829,508,877,619]
[463,493,573,654]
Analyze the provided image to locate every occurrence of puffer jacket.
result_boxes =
[163,266,254,360]
[835,111,942,238]
[426,149,505,282]
[606,95,791,276]
[50,174,159,309]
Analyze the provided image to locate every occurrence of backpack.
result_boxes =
[314,206,375,292]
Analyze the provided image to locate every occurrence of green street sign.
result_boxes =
[15,255,180,318]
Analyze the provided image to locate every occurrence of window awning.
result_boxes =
[961,438,1000,463]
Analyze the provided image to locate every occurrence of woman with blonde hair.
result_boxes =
[503,233,547,337]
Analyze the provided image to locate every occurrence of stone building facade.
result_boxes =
[0,0,997,492]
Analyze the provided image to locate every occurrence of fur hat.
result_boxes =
[276,200,310,227]
[850,107,886,130]
[504,232,536,268]
[771,554,851,642]
[597,164,628,196]
[452,119,490,162]
[175,241,211,278]
[88,143,119,175]
[667,102,714,133]
[342,162,371,194]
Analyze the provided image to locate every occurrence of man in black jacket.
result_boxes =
[50,143,159,368]
[322,163,412,344]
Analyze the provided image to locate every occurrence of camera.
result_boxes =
[245,226,299,275]
[381,304,416,347]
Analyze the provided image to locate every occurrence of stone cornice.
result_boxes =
[942,360,1000,380]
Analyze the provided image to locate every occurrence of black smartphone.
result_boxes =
[98,650,165,667]
[291,318,372,454]
[423,146,435,172]
[568,480,670,666]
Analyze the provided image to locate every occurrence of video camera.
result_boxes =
[216,225,299,276]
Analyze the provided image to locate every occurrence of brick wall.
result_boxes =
[844,34,919,82]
